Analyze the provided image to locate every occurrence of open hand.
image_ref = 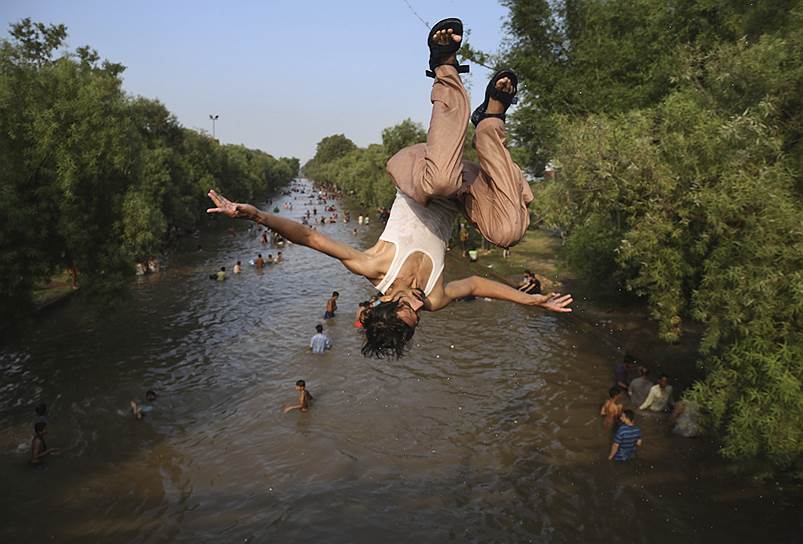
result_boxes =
[207,190,257,219]
[539,293,573,313]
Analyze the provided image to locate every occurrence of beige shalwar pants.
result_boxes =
[386,65,533,248]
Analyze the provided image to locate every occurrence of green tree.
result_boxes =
[0,20,298,328]
[513,1,803,470]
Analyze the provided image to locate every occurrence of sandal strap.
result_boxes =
[426,18,467,79]
[490,88,518,106]
[471,110,506,127]
[426,63,469,79]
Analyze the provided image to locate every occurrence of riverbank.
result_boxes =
[449,228,704,388]
[32,270,77,312]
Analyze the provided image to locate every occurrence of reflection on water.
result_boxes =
[0,180,800,543]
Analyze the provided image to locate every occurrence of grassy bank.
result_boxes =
[452,227,703,389]
[31,270,77,311]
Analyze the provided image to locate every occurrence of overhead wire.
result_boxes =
[400,0,430,28]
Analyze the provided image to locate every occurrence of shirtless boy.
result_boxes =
[600,386,625,430]
[283,380,313,413]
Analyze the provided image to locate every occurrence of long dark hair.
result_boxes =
[360,300,416,359]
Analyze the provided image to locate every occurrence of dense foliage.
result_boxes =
[0,20,298,323]
[303,119,480,209]
[303,120,423,208]
[474,1,802,470]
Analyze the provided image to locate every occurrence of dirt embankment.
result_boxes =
[447,229,703,388]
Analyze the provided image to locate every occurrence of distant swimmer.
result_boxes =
[130,390,157,420]
[206,17,572,359]
[309,324,333,354]
[30,422,60,465]
[283,380,313,413]
[324,291,339,319]
[600,386,624,430]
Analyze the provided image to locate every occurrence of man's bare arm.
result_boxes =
[430,275,573,312]
[207,190,376,277]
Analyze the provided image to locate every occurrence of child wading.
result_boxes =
[284,380,313,413]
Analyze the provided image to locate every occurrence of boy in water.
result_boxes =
[206,17,573,359]
[600,386,624,430]
[324,291,339,319]
[130,390,157,420]
[608,410,642,462]
[283,380,313,413]
[30,421,60,464]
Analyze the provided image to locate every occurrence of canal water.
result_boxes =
[0,180,799,543]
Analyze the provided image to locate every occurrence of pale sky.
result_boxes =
[1,0,511,162]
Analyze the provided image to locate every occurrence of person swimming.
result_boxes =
[283,380,313,413]
[130,390,157,419]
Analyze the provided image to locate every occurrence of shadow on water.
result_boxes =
[0,180,800,543]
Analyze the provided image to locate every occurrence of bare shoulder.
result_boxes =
[360,240,396,284]
[423,275,450,311]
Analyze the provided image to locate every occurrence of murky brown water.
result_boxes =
[1,180,800,543]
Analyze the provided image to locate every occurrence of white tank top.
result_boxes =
[375,192,458,296]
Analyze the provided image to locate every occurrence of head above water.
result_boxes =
[145,390,157,402]
[621,409,635,424]
[609,386,622,399]
[332,291,339,298]
[315,324,323,333]
[34,421,47,434]
[35,402,47,416]
[295,379,306,389]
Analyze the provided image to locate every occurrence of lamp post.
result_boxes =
[209,114,219,138]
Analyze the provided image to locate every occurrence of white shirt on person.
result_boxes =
[639,384,673,412]
[310,333,332,354]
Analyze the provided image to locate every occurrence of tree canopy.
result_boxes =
[467,0,802,471]
[0,19,298,326]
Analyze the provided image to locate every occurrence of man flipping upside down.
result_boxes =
[207,17,573,358]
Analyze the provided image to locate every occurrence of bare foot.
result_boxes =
[486,77,514,114]
[432,27,462,66]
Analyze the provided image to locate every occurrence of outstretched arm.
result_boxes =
[207,190,377,277]
[430,275,573,312]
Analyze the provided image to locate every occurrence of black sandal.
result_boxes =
[470,69,518,127]
[426,17,470,78]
